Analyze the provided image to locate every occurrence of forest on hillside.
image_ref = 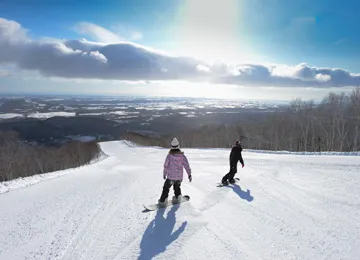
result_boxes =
[0,131,103,182]
[123,88,360,152]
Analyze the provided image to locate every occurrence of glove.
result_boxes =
[188,175,192,182]
[242,164,244,168]
[163,175,166,179]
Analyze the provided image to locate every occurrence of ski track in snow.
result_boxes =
[0,141,360,260]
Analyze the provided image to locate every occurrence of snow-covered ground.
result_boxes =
[0,141,359,260]
[27,112,76,118]
[0,113,24,119]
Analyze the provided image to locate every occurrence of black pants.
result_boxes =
[222,161,238,183]
[159,179,182,202]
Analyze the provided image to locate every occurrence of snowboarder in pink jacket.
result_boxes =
[158,138,192,205]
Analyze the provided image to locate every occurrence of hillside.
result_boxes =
[0,141,359,260]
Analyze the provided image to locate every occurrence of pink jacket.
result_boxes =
[163,151,191,180]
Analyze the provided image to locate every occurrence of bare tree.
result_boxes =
[0,131,102,182]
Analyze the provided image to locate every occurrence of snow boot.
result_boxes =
[229,179,236,184]
[172,195,182,203]
[158,198,167,206]
[221,180,229,186]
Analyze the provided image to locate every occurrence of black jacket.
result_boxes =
[229,144,244,166]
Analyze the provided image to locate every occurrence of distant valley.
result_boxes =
[0,95,285,145]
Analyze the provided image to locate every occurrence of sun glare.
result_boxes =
[176,0,252,63]
[155,81,233,99]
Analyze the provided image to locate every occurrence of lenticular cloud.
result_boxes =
[1,17,360,88]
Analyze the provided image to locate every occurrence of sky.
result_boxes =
[1,0,360,101]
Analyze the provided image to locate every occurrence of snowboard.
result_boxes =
[143,195,190,211]
[217,177,240,187]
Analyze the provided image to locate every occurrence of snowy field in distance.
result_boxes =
[27,112,76,118]
[0,113,24,119]
[0,141,359,260]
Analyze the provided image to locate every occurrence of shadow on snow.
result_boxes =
[225,183,254,202]
[138,204,187,260]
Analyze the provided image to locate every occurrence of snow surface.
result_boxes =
[109,111,140,116]
[27,112,76,118]
[0,113,24,119]
[0,141,360,260]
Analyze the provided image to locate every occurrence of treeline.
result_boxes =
[123,88,360,152]
[0,131,103,182]
[247,88,360,152]
[121,132,168,147]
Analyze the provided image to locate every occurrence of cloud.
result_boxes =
[74,22,143,43]
[0,18,28,43]
[219,63,360,87]
[130,32,143,41]
[74,22,122,43]
[196,64,211,73]
[0,69,11,77]
[1,17,360,88]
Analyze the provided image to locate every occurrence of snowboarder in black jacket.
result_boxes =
[221,140,244,185]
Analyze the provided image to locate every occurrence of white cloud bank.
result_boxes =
[1,17,360,88]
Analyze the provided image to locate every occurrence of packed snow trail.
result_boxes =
[0,141,359,260]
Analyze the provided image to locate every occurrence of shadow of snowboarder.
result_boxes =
[226,183,254,202]
[138,204,187,260]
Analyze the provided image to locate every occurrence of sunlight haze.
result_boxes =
[1,0,360,100]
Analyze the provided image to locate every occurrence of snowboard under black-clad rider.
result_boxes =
[221,140,244,185]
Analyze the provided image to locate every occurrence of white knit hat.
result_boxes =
[171,137,180,149]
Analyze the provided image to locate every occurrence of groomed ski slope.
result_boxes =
[0,141,359,260]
